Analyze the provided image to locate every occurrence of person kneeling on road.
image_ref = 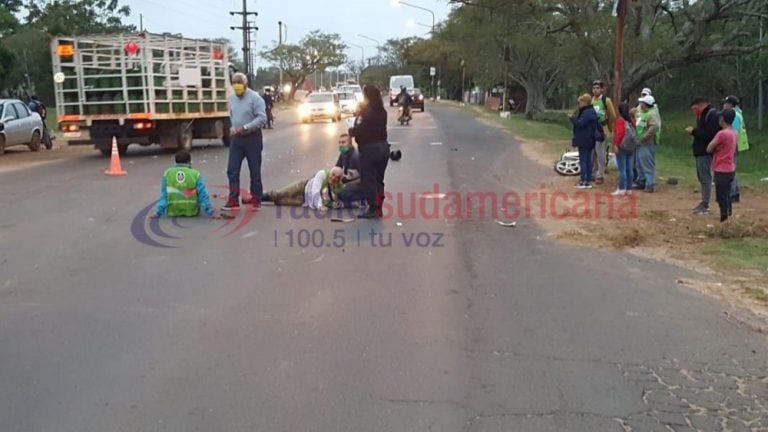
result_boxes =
[335,133,366,208]
[151,150,221,219]
[261,167,344,210]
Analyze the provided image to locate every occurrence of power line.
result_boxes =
[230,1,258,83]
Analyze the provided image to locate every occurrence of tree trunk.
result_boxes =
[523,81,546,120]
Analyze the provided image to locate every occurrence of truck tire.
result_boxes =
[100,148,111,157]
[28,131,41,152]
[222,133,230,147]
[118,144,128,156]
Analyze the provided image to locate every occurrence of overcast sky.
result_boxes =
[122,0,453,67]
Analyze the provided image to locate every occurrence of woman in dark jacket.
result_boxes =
[349,85,390,218]
[570,93,598,189]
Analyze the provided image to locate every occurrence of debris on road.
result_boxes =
[666,177,679,185]
[495,220,517,227]
[330,217,355,223]
[396,222,403,227]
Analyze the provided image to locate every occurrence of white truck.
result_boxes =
[50,33,232,156]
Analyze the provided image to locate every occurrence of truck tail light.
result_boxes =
[61,123,79,132]
[132,122,154,130]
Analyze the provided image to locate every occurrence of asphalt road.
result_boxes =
[1,104,766,432]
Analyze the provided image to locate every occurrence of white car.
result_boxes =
[299,92,341,123]
[337,92,360,116]
[340,84,363,103]
[0,99,45,155]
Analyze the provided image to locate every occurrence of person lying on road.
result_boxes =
[261,167,344,210]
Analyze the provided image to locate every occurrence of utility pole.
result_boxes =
[139,14,144,32]
[230,1,258,87]
[757,17,765,130]
[278,21,283,90]
[612,0,628,103]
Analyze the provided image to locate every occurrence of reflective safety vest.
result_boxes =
[635,107,661,144]
[164,166,200,216]
[735,109,750,152]
[320,169,344,208]
[592,96,608,124]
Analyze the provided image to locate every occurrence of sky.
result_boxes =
[122,0,453,68]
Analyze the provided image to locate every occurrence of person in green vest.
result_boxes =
[261,167,345,210]
[635,95,661,193]
[591,79,617,184]
[722,95,749,203]
[151,150,219,218]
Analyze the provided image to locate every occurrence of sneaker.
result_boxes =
[574,182,585,188]
[610,189,624,196]
[221,199,240,211]
[631,182,645,190]
[731,194,740,203]
[357,209,382,219]
[693,207,710,215]
[581,183,593,189]
[643,187,654,193]
[241,196,261,209]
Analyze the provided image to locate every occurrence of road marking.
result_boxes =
[430,142,443,146]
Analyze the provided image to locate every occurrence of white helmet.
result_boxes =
[640,87,652,97]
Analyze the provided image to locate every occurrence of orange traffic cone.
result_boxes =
[105,137,127,176]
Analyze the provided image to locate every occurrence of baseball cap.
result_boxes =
[638,95,656,106]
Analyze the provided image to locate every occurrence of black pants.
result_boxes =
[714,171,735,219]
[359,141,390,210]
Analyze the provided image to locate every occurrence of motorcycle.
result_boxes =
[554,149,617,176]
[398,105,411,125]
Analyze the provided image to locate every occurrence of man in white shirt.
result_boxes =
[261,167,344,210]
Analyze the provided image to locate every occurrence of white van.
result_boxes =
[389,75,415,106]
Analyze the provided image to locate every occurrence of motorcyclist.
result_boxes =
[396,86,413,121]
[263,88,275,128]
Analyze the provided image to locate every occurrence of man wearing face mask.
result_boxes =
[334,133,365,208]
[222,73,268,211]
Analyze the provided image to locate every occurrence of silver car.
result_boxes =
[0,99,44,155]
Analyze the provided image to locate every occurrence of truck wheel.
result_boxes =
[222,134,230,147]
[100,148,111,157]
[28,131,41,152]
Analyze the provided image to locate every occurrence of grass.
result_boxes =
[703,238,768,269]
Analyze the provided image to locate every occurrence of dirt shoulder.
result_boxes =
[461,102,768,321]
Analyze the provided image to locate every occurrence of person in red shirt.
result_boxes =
[706,109,737,222]
[612,102,635,196]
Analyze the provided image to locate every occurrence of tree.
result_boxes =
[24,0,135,35]
[260,30,347,100]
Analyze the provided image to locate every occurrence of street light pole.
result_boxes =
[278,21,283,90]
[357,34,381,65]
[347,42,365,80]
[399,1,435,32]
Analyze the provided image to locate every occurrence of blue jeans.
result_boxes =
[227,131,263,201]
[616,150,633,190]
[636,144,656,189]
[337,183,366,207]
[578,147,593,184]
